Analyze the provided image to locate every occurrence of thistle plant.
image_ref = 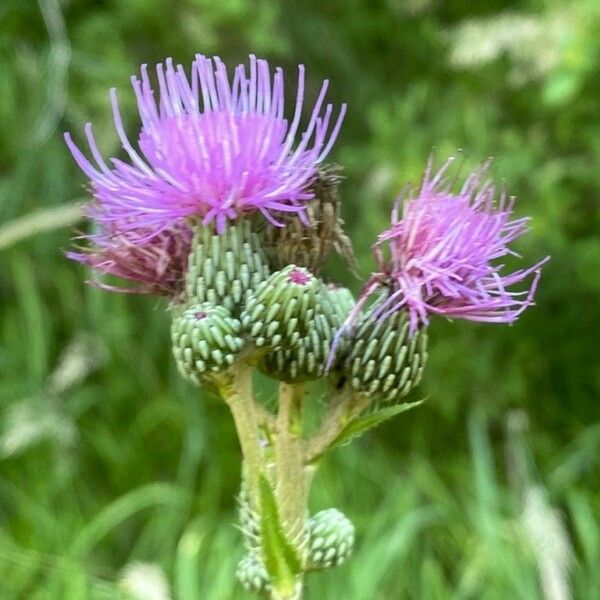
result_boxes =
[65,54,548,599]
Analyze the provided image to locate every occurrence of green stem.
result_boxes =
[271,585,303,600]
[306,388,371,463]
[215,362,263,509]
[217,369,316,600]
[270,382,314,600]
[274,382,307,542]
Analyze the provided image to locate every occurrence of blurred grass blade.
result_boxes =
[175,521,205,600]
[10,254,49,383]
[69,483,184,559]
[0,202,83,251]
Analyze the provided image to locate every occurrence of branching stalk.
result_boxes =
[307,388,371,463]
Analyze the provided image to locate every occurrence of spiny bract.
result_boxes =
[241,265,339,350]
[347,307,428,407]
[185,220,270,315]
[262,165,356,274]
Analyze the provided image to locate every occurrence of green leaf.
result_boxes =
[258,474,302,596]
[329,399,425,451]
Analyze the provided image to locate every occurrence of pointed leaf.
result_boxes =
[329,399,425,451]
[258,474,301,596]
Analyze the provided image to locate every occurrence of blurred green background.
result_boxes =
[1,0,599,598]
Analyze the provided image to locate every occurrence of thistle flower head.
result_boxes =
[369,158,549,333]
[65,54,346,238]
[67,222,192,295]
[261,164,358,274]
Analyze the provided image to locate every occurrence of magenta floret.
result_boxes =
[367,158,549,333]
[66,221,192,295]
[65,54,346,237]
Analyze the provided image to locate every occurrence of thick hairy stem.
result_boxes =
[269,382,314,600]
[216,362,263,509]
[274,382,307,542]
[218,369,314,600]
[306,388,371,463]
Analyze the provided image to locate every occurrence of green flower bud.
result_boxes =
[185,220,270,315]
[236,553,271,596]
[306,508,355,570]
[348,309,428,407]
[262,166,357,274]
[325,284,356,324]
[260,339,330,383]
[171,303,244,386]
[241,265,338,351]
[241,265,342,382]
[323,284,356,377]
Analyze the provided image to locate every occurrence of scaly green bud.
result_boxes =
[171,303,243,386]
[185,220,270,315]
[262,166,357,274]
[242,265,342,382]
[306,508,355,570]
[325,284,356,324]
[348,309,428,407]
[236,553,271,596]
[241,265,338,351]
[320,284,357,385]
[260,338,331,383]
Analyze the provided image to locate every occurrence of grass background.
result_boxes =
[0,0,599,598]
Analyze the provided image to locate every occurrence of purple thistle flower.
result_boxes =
[66,222,192,295]
[366,158,550,333]
[64,54,346,238]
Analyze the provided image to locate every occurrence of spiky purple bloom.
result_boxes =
[363,158,549,334]
[67,222,192,295]
[65,54,346,238]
